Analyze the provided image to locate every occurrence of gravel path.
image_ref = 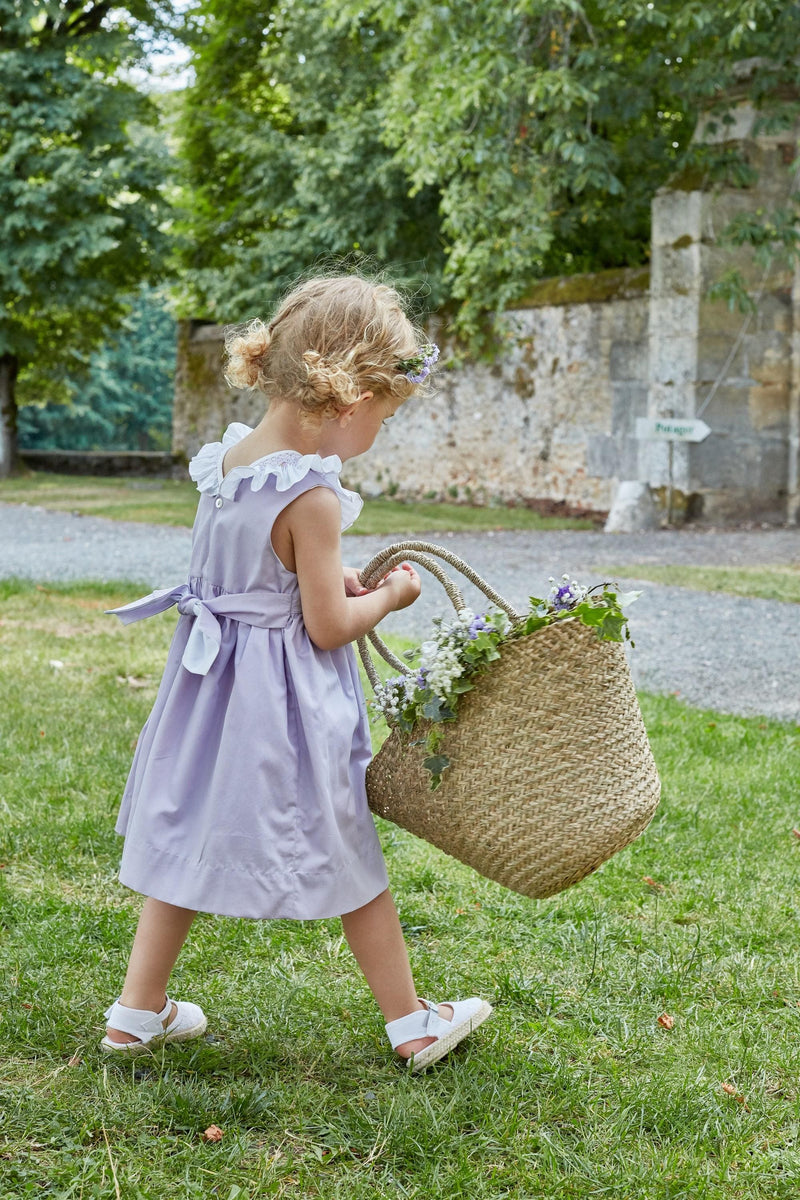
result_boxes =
[3,502,799,722]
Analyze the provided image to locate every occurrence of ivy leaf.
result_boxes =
[572,602,606,627]
[424,752,451,790]
[422,696,454,721]
[423,754,451,775]
[598,612,626,642]
[523,614,550,635]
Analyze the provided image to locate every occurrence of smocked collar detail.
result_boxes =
[188,422,363,531]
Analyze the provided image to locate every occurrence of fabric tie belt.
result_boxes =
[107,583,301,676]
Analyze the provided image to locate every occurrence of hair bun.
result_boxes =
[301,350,360,414]
[224,319,273,391]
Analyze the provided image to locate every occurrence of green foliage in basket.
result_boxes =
[372,578,641,789]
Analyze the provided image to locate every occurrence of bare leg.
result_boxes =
[105,898,197,1045]
[340,889,452,1059]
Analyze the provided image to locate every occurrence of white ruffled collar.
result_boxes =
[188,422,363,531]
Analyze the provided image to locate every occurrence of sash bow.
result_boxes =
[107,583,300,675]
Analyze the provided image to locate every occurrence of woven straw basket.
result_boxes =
[357,541,661,900]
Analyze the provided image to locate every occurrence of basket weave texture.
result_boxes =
[361,547,661,900]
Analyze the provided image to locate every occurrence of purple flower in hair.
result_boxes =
[396,343,440,384]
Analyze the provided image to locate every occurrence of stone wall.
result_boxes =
[20,449,177,477]
[172,322,262,461]
[173,268,650,515]
[350,269,650,512]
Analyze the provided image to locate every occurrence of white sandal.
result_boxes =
[385,997,493,1072]
[100,997,207,1055]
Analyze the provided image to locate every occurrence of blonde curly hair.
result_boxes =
[224,275,426,419]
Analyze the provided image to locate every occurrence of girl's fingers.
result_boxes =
[343,566,370,596]
[384,563,416,578]
[370,563,421,591]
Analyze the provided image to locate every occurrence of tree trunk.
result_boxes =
[0,352,19,478]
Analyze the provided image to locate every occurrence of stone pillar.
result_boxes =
[641,189,703,508]
[643,71,798,523]
[789,262,800,525]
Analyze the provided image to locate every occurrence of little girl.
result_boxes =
[102,274,492,1071]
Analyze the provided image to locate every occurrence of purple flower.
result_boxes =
[400,343,440,384]
[467,613,493,639]
[552,584,577,611]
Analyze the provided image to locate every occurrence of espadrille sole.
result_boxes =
[409,1000,494,1072]
[100,1016,208,1055]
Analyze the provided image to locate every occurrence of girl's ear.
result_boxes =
[338,391,374,426]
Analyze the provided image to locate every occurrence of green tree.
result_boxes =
[0,0,174,476]
[176,0,444,324]
[18,287,175,451]
[178,0,799,348]
[352,0,800,341]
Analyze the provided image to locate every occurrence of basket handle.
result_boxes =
[356,540,524,690]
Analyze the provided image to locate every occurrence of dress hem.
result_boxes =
[117,835,390,921]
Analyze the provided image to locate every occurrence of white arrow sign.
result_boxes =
[636,417,711,443]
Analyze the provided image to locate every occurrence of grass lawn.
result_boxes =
[0,472,597,534]
[596,564,800,605]
[2,579,800,1198]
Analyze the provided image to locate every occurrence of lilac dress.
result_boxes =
[108,422,389,920]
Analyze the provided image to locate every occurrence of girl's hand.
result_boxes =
[377,563,421,611]
[343,566,369,597]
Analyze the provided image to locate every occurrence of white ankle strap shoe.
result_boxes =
[101,997,207,1055]
[385,997,493,1072]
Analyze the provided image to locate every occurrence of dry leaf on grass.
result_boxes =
[721,1082,750,1110]
[792,829,800,840]
[116,675,151,689]
[201,1125,224,1143]
[67,1053,82,1067]
[643,876,666,891]
[657,1013,674,1030]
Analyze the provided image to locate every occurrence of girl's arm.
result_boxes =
[287,487,420,651]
